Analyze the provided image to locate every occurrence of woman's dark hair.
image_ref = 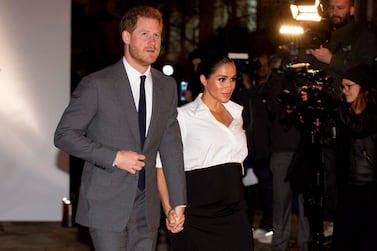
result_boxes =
[197,53,234,79]
[343,63,377,115]
[348,88,377,115]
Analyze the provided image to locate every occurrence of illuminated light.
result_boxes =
[62,197,71,204]
[279,25,304,35]
[290,0,322,21]
[228,52,249,60]
[162,64,174,76]
[294,12,322,21]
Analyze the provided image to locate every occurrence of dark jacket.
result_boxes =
[267,70,301,152]
[299,19,377,99]
[234,83,271,160]
[337,103,377,185]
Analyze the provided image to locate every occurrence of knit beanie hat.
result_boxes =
[343,64,375,90]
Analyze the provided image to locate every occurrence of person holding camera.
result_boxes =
[304,0,377,99]
[300,0,377,239]
[267,56,311,251]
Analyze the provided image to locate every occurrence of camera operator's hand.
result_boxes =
[305,45,332,64]
[300,85,323,103]
[300,88,308,102]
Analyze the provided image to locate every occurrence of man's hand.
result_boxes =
[305,45,332,64]
[166,206,185,233]
[113,150,145,174]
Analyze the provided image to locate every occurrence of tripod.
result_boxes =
[303,112,336,251]
[306,118,325,251]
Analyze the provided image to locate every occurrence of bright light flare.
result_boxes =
[279,25,304,35]
[290,0,322,21]
[162,64,174,76]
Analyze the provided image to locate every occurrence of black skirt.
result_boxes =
[169,162,253,251]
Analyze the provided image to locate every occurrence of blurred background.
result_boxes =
[71,0,377,83]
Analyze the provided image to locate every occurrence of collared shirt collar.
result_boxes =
[190,93,237,117]
[122,57,151,82]
[177,93,246,172]
[122,57,153,135]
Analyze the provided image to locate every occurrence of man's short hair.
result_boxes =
[119,6,163,35]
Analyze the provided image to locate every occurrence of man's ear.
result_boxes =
[121,30,131,45]
[350,5,355,16]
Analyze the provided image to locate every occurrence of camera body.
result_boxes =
[278,64,332,110]
[297,68,331,110]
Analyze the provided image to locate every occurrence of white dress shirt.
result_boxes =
[178,94,247,171]
[122,57,152,136]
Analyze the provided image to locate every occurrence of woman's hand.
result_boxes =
[166,207,185,233]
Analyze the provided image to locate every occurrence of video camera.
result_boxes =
[277,63,333,111]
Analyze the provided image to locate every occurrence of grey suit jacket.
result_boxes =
[54,59,186,231]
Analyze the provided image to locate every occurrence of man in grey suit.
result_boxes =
[54,6,186,251]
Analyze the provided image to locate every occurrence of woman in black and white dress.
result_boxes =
[158,53,253,251]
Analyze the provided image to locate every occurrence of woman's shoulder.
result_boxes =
[178,95,204,113]
[178,100,197,112]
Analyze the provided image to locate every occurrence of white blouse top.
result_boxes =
[178,94,247,171]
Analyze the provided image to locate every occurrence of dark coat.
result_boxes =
[337,103,377,185]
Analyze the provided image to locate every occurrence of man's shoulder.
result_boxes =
[348,21,377,38]
[83,60,123,82]
[151,68,177,91]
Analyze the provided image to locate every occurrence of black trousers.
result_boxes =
[333,182,377,251]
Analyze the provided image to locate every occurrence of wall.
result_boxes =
[0,0,71,221]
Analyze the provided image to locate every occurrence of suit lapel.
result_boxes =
[113,60,141,147]
[145,69,164,146]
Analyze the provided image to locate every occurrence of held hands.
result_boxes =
[305,45,332,64]
[113,150,145,174]
[165,206,185,233]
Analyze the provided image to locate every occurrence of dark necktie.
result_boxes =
[138,75,146,190]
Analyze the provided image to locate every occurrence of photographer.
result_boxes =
[275,62,339,249]
[267,56,310,251]
[302,0,377,99]
[298,0,377,239]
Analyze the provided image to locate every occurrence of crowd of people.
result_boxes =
[54,1,377,251]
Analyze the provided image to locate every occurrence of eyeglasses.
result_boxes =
[341,84,357,91]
